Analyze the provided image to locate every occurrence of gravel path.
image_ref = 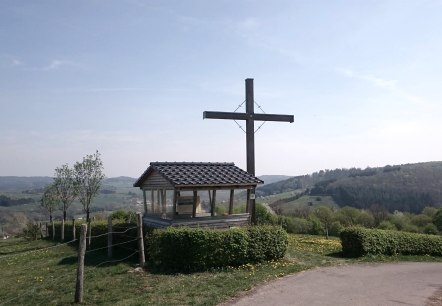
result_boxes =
[223,262,442,306]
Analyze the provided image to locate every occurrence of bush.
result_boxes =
[22,222,40,240]
[255,203,278,225]
[329,221,343,237]
[110,210,137,223]
[340,227,442,257]
[279,216,311,234]
[146,226,288,273]
[378,220,397,231]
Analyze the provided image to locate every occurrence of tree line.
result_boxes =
[257,161,442,214]
[256,203,442,238]
[0,195,35,206]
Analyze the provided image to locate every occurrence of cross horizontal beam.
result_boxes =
[203,111,294,123]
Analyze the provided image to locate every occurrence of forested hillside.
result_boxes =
[257,162,442,213]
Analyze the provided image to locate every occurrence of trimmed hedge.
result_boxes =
[146,226,288,273]
[340,227,442,257]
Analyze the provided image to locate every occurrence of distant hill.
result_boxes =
[0,176,137,193]
[258,175,292,186]
[0,176,53,192]
[257,161,442,214]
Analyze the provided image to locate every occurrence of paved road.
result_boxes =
[223,262,442,306]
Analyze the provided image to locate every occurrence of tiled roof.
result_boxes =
[134,162,263,188]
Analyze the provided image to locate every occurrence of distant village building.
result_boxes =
[133,162,263,228]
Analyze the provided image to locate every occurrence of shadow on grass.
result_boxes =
[326,251,353,258]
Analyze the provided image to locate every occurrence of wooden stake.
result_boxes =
[75,224,87,303]
[136,213,145,267]
[87,220,91,248]
[61,218,65,241]
[107,216,112,258]
[72,219,76,241]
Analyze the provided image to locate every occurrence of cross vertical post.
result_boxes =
[245,79,256,223]
[246,78,255,176]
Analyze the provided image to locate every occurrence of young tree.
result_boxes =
[74,151,105,222]
[40,183,59,222]
[53,164,77,221]
[314,206,334,239]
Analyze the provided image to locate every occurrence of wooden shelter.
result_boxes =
[133,162,263,228]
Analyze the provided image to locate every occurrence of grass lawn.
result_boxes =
[0,234,440,306]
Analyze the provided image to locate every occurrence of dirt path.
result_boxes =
[222,262,442,306]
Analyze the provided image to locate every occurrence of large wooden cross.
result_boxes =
[203,78,294,224]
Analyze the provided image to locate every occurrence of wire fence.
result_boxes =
[0,215,145,305]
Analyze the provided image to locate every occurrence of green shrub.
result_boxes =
[329,221,343,237]
[255,203,278,225]
[246,226,288,262]
[279,216,311,234]
[423,223,439,235]
[340,227,442,257]
[146,226,288,273]
[22,222,40,240]
[378,220,397,231]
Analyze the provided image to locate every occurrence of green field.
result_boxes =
[1,234,440,306]
[263,194,338,215]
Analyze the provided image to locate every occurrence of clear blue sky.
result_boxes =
[1,0,441,177]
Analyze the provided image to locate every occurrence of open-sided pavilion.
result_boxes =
[133,162,263,228]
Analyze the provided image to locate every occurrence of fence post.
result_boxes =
[136,213,145,267]
[72,219,76,241]
[87,220,92,248]
[75,224,87,303]
[61,218,65,241]
[107,216,112,258]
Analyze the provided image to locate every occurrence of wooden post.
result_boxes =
[192,191,198,218]
[136,213,145,267]
[162,190,167,214]
[229,189,234,215]
[151,190,155,213]
[52,221,55,240]
[246,189,251,214]
[172,190,177,219]
[87,220,92,248]
[72,219,76,241]
[61,218,65,241]
[107,216,112,258]
[211,190,216,217]
[157,190,160,214]
[75,224,87,303]
[143,189,148,214]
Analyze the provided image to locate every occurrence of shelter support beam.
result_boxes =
[229,189,234,215]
